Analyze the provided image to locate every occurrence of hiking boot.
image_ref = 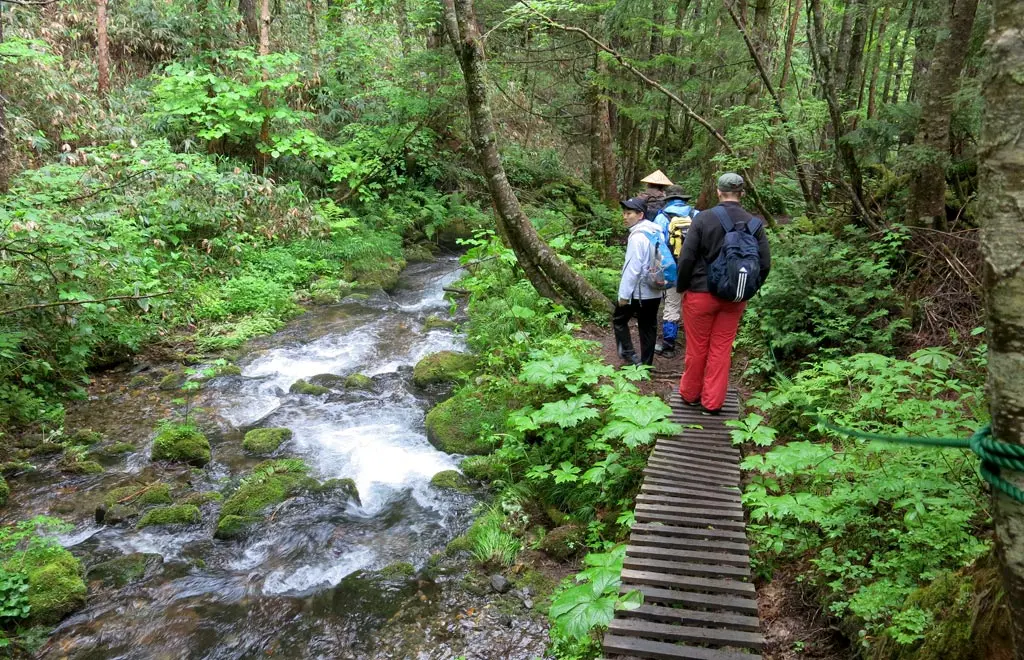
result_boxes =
[700,406,722,416]
[680,397,701,408]
[660,347,676,359]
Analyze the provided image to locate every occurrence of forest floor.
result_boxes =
[577,319,848,660]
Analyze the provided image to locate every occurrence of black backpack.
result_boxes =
[706,206,763,302]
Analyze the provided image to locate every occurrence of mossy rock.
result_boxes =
[289,379,330,396]
[102,442,137,456]
[344,374,374,391]
[137,504,201,528]
[158,371,186,391]
[378,561,416,579]
[423,315,457,331]
[18,442,64,458]
[13,550,86,625]
[0,475,8,507]
[412,351,476,388]
[538,524,585,561]
[104,484,172,509]
[429,470,473,493]
[62,460,104,475]
[460,455,505,482]
[151,426,211,466]
[307,373,348,389]
[215,460,312,540]
[403,244,436,264]
[424,387,504,455]
[353,259,405,292]
[86,552,162,589]
[99,504,136,525]
[180,491,223,506]
[243,427,292,454]
[445,534,472,556]
[318,478,361,505]
[68,429,103,446]
[128,375,150,389]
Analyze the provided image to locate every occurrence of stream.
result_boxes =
[4,258,551,659]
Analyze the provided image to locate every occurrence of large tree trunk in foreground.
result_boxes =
[906,0,979,229]
[97,0,110,97]
[257,0,271,173]
[0,7,10,194]
[981,0,1024,655]
[443,0,612,313]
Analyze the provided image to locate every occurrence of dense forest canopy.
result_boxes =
[0,0,1022,657]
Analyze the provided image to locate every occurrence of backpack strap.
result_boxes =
[746,218,763,234]
[711,205,734,232]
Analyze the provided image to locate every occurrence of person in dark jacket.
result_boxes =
[676,173,771,414]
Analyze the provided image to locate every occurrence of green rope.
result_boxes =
[816,419,1024,504]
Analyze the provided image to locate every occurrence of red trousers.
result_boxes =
[678,292,746,411]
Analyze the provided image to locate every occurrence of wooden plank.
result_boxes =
[644,467,739,488]
[603,634,760,660]
[623,555,750,578]
[621,603,760,632]
[648,457,740,478]
[655,445,740,462]
[658,439,736,453]
[625,544,750,568]
[631,523,749,542]
[636,494,744,517]
[608,618,764,650]
[635,509,746,531]
[638,491,742,511]
[620,584,760,615]
[635,503,746,525]
[621,569,755,596]
[641,482,742,502]
[629,533,750,556]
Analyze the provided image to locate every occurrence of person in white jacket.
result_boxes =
[615,198,664,366]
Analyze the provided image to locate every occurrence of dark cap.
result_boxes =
[620,198,646,213]
[664,185,691,201]
[717,173,745,193]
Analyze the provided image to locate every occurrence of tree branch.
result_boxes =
[519,1,776,227]
[0,291,173,317]
[0,0,61,5]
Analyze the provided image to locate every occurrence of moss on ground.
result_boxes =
[412,351,476,388]
[104,442,137,455]
[215,459,318,540]
[424,386,504,455]
[151,425,211,466]
[289,379,330,396]
[62,460,104,475]
[158,371,185,390]
[137,504,201,528]
[403,244,436,264]
[344,373,374,391]
[459,455,505,482]
[68,429,103,445]
[423,315,457,331]
[104,484,172,509]
[0,475,8,506]
[538,524,585,561]
[11,551,86,625]
[378,562,417,579]
[86,553,162,588]
[180,491,222,506]
[243,427,292,454]
[429,470,473,493]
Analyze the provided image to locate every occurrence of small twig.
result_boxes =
[0,290,173,316]
[118,483,156,504]
[33,169,156,207]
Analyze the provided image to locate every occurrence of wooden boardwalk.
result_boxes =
[603,390,764,660]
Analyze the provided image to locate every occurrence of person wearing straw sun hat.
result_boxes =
[637,170,674,220]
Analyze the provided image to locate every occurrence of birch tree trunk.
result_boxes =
[443,0,613,313]
[97,0,110,97]
[979,0,1024,654]
[906,0,979,229]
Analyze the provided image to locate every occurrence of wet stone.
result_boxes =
[489,574,510,594]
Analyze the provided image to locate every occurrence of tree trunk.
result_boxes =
[306,0,320,75]
[443,0,612,313]
[96,0,110,97]
[395,0,411,56]
[257,0,271,172]
[842,0,869,109]
[979,0,1024,653]
[239,0,259,41]
[0,5,9,194]
[778,0,803,91]
[890,0,918,103]
[807,0,873,224]
[906,0,979,229]
[866,6,890,118]
[880,0,908,108]
[834,0,858,89]
[907,0,938,102]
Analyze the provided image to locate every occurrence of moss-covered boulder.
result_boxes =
[423,315,457,331]
[243,427,292,454]
[137,504,201,528]
[215,459,314,540]
[151,425,211,466]
[539,524,585,561]
[62,460,104,475]
[180,491,222,506]
[289,379,330,396]
[308,373,348,389]
[460,455,505,482]
[429,470,473,493]
[104,483,172,509]
[158,371,185,391]
[353,259,405,292]
[318,478,361,504]
[86,552,163,589]
[379,561,416,579]
[413,351,476,388]
[0,475,9,506]
[403,244,436,264]
[344,373,374,391]
[424,387,504,455]
[68,429,103,446]
[15,550,86,625]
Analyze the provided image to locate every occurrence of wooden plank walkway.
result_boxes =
[603,389,764,660]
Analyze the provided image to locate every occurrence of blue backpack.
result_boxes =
[642,230,678,290]
[707,206,763,302]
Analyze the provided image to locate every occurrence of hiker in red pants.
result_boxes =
[676,173,771,415]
